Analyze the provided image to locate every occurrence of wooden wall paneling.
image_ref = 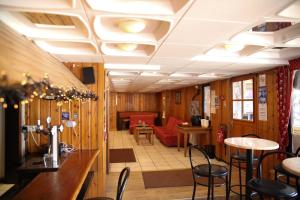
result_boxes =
[71,100,81,149]
[108,92,161,130]
[28,98,40,153]
[96,64,106,196]
[0,22,87,91]
[40,100,51,146]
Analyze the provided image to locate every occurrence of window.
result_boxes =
[291,70,300,152]
[232,79,254,121]
[203,85,211,119]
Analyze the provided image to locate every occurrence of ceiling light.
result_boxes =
[140,72,164,76]
[109,71,137,76]
[198,73,219,78]
[117,43,138,51]
[104,64,160,71]
[191,55,288,65]
[170,73,195,77]
[224,43,245,52]
[118,19,146,33]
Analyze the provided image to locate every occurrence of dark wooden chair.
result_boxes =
[189,145,229,200]
[247,151,298,199]
[228,134,263,199]
[86,167,130,200]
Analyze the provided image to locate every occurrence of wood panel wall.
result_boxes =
[109,92,161,130]
[0,21,86,91]
[26,63,106,198]
[163,68,280,177]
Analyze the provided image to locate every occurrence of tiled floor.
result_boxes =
[106,130,242,200]
[109,130,225,172]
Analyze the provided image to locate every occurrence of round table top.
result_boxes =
[282,157,300,177]
[224,137,279,150]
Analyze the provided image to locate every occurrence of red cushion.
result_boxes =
[154,117,184,146]
[129,115,156,134]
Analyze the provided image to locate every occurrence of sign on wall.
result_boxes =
[258,74,267,121]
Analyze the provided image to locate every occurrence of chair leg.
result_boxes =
[287,175,290,184]
[275,169,278,181]
[192,182,196,200]
[211,177,214,200]
[207,177,211,200]
[238,161,242,200]
[228,157,233,197]
[225,175,229,200]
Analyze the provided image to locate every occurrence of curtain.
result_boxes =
[277,66,291,152]
[277,58,300,152]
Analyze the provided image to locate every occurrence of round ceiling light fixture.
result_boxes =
[224,43,245,52]
[117,43,138,51]
[118,19,146,33]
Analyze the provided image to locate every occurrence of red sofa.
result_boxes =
[154,116,184,147]
[129,114,156,134]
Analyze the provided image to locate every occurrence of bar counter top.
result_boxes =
[13,149,100,200]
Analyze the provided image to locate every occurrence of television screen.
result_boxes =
[82,67,95,84]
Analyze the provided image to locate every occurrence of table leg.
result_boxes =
[136,130,140,145]
[246,149,253,200]
[178,131,181,151]
[151,131,154,145]
[184,133,188,157]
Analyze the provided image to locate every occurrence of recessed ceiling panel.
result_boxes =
[86,0,190,15]
[185,0,293,23]
[35,40,97,55]
[0,11,89,40]
[0,0,74,9]
[94,16,171,43]
[101,42,156,57]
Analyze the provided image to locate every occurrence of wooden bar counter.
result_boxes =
[13,149,99,200]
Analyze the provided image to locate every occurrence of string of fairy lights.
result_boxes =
[0,71,98,109]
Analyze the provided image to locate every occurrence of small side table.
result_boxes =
[134,126,154,145]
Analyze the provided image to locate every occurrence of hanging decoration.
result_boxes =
[0,71,98,109]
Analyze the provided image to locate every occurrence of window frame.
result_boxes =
[232,77,255,122]
[202,84,211,120]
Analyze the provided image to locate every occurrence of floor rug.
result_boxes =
[109,148,136,163]
[142,169,225,189]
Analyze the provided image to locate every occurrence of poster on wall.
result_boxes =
[258,86,267,121]
[211,90,216,114]
[259,74,266,87]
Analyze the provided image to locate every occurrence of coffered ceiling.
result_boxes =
[0,0,300,92]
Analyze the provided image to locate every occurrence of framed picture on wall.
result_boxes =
[175,91,181,104]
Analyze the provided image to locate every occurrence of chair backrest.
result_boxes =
[116,167,130,200]
[189,145,211,180]
[256,151,294,179]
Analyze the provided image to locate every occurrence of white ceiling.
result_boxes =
[0,0,300,92]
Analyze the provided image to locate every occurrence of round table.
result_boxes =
[224,137,279,200]
[282,157,300,177]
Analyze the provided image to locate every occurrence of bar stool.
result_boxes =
[228,134,263,199]
[189,145,229,200]
[248,151,298,199]
[86,167,130,200]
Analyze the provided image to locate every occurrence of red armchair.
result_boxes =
[129,115,156,134]
[154,116,184,147]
